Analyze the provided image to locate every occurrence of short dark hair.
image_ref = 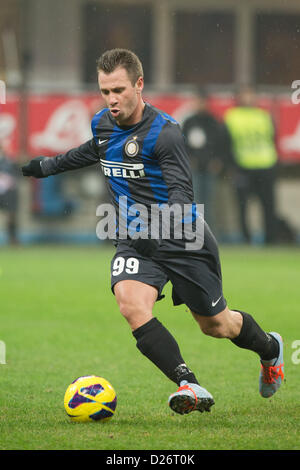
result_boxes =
[96,48,143,85]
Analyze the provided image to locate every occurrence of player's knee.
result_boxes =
[118,299,138,319]
[194,313,227,338]
[118,299,152,326]
[200,321,225,338]
[114,281,157,329]
[196,308,242,339]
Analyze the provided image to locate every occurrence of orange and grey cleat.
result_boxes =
[259,332,284,398]
[168,381,214,415]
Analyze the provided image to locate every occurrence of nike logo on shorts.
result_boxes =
[211,296,222,307]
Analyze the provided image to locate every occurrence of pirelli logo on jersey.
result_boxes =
[100,159,145,179]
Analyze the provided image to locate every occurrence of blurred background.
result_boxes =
[1,0,300,246]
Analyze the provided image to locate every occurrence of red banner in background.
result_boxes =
[275,99,300,163]
[0,94,21,159]
[2,92,300,163]
[26,94,103,156]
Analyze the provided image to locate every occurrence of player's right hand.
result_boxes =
[21,157,46,178]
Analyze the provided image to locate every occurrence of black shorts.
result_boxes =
[110,223,227,317]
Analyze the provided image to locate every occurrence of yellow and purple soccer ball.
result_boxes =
[64,375,117,422]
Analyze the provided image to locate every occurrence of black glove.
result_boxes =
[22,157,46,178]
[130,238,160,257]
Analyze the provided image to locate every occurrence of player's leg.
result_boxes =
[156,223,283,401]
[191,307,284,398]
[191,306,278,359]
[110,243,204,395]
[113,279,156,330]
[113,279,201,389]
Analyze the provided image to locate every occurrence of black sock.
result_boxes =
[133,317,199,386]
[231,311,279,361]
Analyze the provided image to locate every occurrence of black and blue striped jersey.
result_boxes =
[41,102,195,233]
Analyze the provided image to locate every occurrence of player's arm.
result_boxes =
[155,121,194,206]
[22,139,99,178]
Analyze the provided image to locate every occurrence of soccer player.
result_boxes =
[22,49,284,415]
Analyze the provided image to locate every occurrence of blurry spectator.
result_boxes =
[223,85,279,244]
[182,89,224,231]
[0,142,19,244]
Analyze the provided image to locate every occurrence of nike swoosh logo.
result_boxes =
[99,139,108,145]
[211,296,222,307]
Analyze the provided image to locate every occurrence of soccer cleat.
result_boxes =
[259,332,284,398]
[168,381,214,415]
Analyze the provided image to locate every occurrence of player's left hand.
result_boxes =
[130,238,159,257]
[21,156,46,178]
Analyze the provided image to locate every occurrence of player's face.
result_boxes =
[98,67,144,126]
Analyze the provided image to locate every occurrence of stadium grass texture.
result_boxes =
[0,245,299,450]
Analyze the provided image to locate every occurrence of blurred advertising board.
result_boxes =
[0,93,21,159]
[1,92,300,163]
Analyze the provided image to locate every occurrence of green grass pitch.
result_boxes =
[0,245,299,450]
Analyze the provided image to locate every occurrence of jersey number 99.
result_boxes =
[112,257,139,276]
